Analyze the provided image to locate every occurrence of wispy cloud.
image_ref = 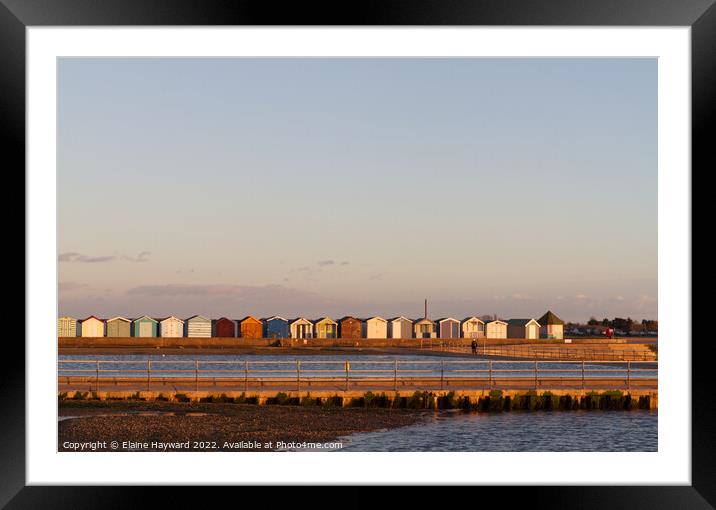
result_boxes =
[59,252,115,263]
[58,281,88,292]
[317,260,335,266]
[59,251,151,263]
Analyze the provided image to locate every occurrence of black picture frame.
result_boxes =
[3,0,708,506]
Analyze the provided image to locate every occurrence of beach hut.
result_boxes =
[214,317,236,337]
[414,318,437,338]
[240,316,263,339]
[538,311,565,339]
[365,317,388,338]
[160,316,184,338]
[461,317,486,338]
[106,317,131,337]
[437,318,460,339]
[290,318,314,339]
[485,319,508,339]
[58,316,78,337]
[507,319,541,340]
[80,316,105,337]
[389,317,413,339]
[264,316,289,338]
[339,316,362,339]
[314,317,338,339]
[185,315,211,337]
[133,316,158,337]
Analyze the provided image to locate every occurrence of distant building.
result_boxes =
[133,316,158,337]
[185,315,212,338]
[414,318,437,338]
[507,318,541,340]
[160,316,184,338]
[58,316,78,337]
[213,317,236,338]
[106,317,131,337]
[389,317,413,339]
[461,317,485,338]
[314,317,338,339]
[240,316,263,339]
[365,317,388,338]
[485,319,508,339]
[290,318,314,339]
[339,317,362,339]
[264,316,289,339]
[538,311,565,339]
[81,316,105,337]
[437,318,460,339]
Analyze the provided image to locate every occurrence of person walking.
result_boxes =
[471,339,478,355]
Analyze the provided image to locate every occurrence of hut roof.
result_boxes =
[107,316,131,323]
[314,317,338,325]
[538,311,565,325]
[186,315,211,322]
[507,318,540,327]
[265,316,288,322]
[133,315,158,323]
[462,317,485,324]
[389,316,413,323]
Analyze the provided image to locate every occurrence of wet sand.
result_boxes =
[58,400,430,451]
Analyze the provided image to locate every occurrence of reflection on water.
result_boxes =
[338,410,657,452]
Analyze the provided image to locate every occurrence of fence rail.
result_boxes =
[58,359,657,392]
[419,340,657,361]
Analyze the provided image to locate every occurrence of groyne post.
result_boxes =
[147,360,151,391]
[95,360,100,392]
[297,360,301,392]
[195,360,199,392]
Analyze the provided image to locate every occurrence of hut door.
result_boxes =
[139,322,152,337]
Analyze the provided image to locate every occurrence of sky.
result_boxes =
[57,58,657,322]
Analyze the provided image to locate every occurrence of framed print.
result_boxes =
[3,0,710,506]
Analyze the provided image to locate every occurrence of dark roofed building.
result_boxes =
[538,310,565,339]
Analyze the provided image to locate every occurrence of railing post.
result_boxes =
[581,360,585,389]
[394,360,398,392]
[488,360,492,388]
[244,361,248,392]
[534,360,538,389]
[195,360,199,392]
[297,360,301,392]
[147,360,151,391]
[96,360,100,393]
[627,361,631,390]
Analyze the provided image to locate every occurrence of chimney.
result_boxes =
[424,299,428,319]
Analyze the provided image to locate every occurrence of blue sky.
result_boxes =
[58,58,657,321]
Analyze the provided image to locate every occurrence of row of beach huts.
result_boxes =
[58,311,565,340]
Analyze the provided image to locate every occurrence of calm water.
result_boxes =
[338,410,658,451]
[58,354,656,380]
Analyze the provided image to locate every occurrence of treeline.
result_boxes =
[579,317,658,332]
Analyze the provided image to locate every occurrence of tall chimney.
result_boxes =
[424,299,427,319]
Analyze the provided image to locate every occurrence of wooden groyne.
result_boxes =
[58,388,658,410]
